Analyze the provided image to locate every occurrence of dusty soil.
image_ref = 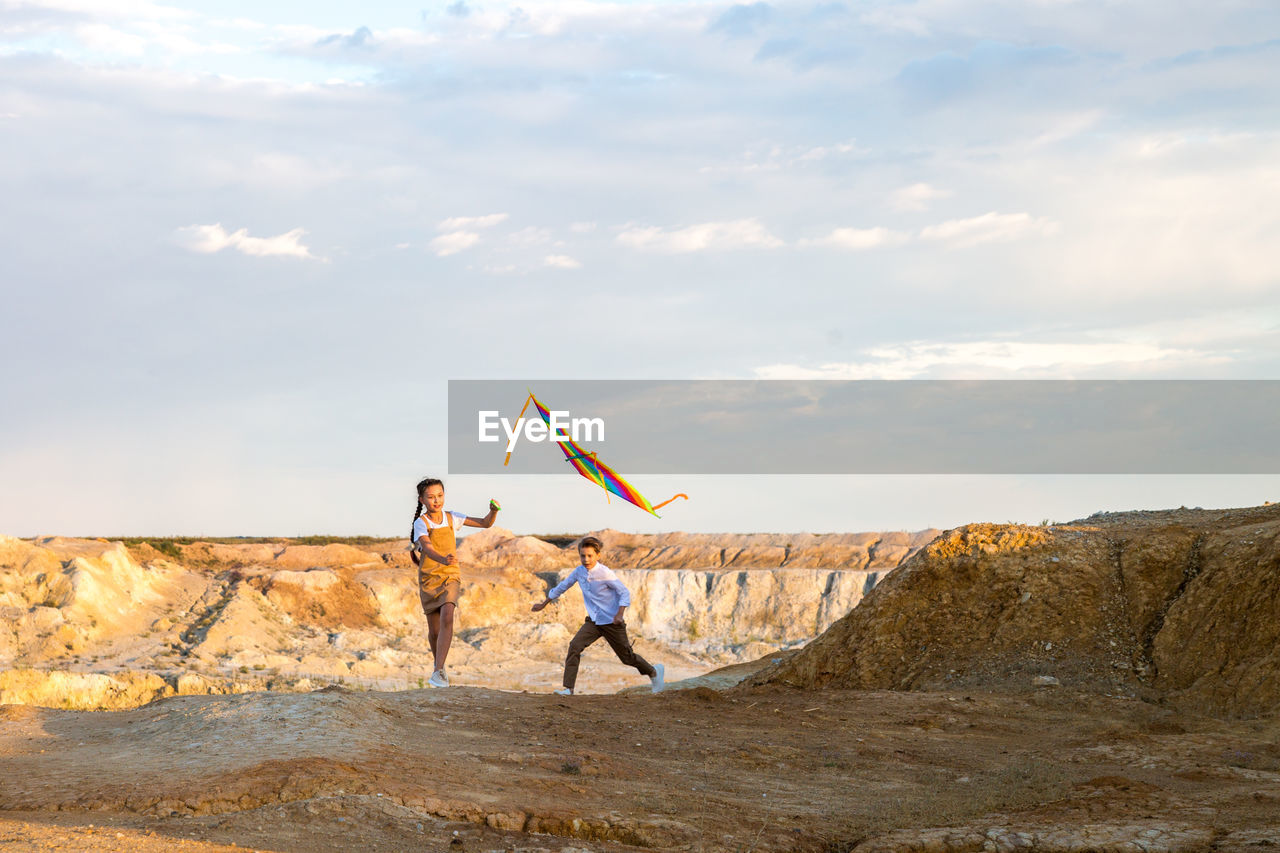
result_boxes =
[1,677,1278,852]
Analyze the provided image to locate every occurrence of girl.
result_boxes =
[410,477,499,687]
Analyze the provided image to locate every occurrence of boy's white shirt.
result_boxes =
[412,510,466,546]
[547,562,632,625]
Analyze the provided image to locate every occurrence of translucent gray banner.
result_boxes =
[447,380,1280,474]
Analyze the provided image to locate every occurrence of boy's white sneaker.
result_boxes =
[650,663,665,693]
[553,687,573,696]
[428,669,449,688]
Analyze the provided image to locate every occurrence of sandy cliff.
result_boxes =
[0,527,933,708]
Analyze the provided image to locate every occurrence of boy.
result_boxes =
[531,536,665,696]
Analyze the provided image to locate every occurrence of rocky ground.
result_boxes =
[1,507,1278,851]
[0,678,1277,852]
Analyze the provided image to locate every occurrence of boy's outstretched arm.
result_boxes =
[532,568,579,611]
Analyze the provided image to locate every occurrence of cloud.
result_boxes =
[315,25,373,50]
[708,2,773,37]
[544,254,581,269]
[891,183,951,212]
[428,231,481,256]
[1159,37,1280,69]
[568,221,597,234]
[508,226,551,247]
[438,213,508,231]
[920,212,1059,248]
[616,219,784,253]
[755,37,801,62]
[897,42,1078,104]
[74,22,149,56]
[174,223,318,260]
[801,227,909,251]
[755,340,1205,380]
[700,139,865,175]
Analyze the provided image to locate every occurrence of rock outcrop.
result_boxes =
[752,504,1280,717]
[0,527,932,707]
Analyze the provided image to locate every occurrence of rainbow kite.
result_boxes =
[503,392,688,517]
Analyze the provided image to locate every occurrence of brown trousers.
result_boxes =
[563,618,656,690]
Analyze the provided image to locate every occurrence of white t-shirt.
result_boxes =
[412,510,466,546]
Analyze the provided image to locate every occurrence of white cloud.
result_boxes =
[794,142,861,162]
[428,231,481,256]
[20,0,193,21]
[568,221,597,234]
[890,183,951,212]
[174,223,318,260]
[920,212,1059,248]
[438,213,508,231]
[700,140,867,175]
[75,23,149,56]
[801,227,909,251]
[544,254,581,269]
[508,226,551,247]
[756,340,1206,380]
[617,219,784,253]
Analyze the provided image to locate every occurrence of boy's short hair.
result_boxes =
[578,536,604,552]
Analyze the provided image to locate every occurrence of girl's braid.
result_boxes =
[409,498,423,566]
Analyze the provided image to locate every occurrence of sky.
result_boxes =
[1,0,1278,537]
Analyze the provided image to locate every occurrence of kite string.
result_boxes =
[502,392,534,467]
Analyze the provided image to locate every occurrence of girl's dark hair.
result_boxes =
[409,478,444,566]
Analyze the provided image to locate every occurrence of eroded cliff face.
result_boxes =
[752,504,1280,718]
[0,527,932,708]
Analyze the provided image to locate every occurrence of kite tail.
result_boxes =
[651,493,689,511]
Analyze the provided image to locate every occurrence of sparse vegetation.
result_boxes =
[153,541,183,559]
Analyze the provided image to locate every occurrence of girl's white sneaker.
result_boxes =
[428,669,449,688]
[553,687,573,696]
[650,663,665,693]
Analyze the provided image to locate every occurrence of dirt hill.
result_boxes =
[751,504,1280,718]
